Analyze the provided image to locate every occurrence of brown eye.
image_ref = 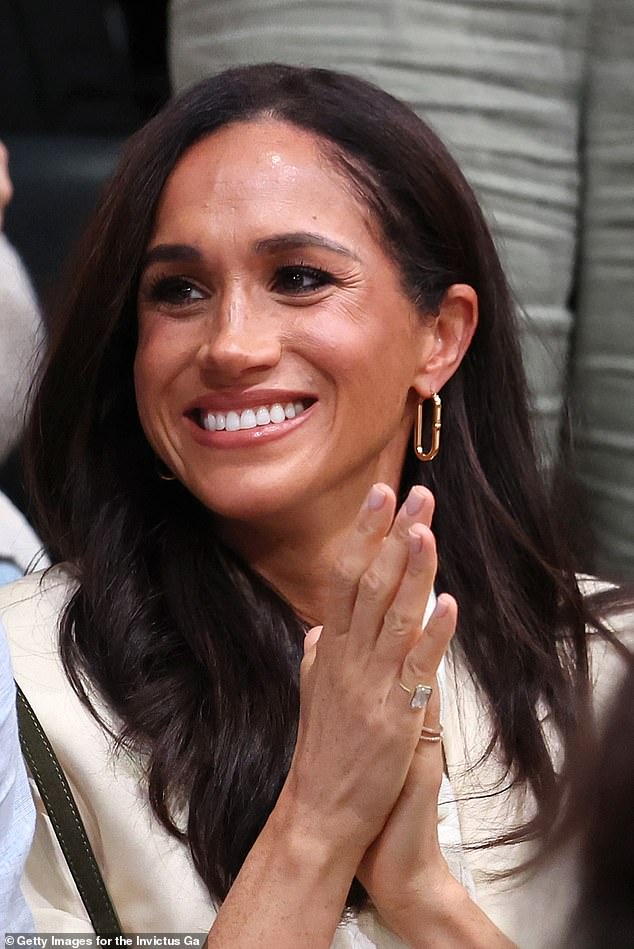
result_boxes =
[147,276,206,305]
[273,266,331,294]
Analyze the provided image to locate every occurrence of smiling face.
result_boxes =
[134,119,438,533]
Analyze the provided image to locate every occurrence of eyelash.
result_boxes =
[144,274,205,306]
[143,262,334,308]
[271,262,333,295]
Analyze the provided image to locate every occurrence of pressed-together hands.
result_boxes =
[209,484,514,947]
[287,482,460,940]
[292,481,451,860]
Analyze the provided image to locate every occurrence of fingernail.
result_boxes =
[367,484,387,511]
[434,594,450,617]
[406,487,425,516]
[408,525,425,554]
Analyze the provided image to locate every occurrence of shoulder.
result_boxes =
[577,574,634,722]
[1,571,214,933]
[0,563,77,650]
[0,564,85,734]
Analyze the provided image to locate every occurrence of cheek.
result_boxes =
[132,352,159,451]
[133,325,179,441]
[133,335,158,421]
[134,317,192,397]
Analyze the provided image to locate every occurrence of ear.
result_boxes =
[413,284,478,396]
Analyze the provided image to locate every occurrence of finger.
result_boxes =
[371,523,437,665]
[346,486,435,648]
[323,482,396,636]
[414,670,443,756]
[303,624,323,655]
[301,625,323,677]
[395,594,457,715]
[407,681,444,785]
[400,685,445,849]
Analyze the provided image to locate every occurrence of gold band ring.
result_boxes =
[419,724,443,742]
[398,682,433,711]
[421,724,443,736]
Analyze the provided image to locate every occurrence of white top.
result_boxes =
[0,624,35,936]
[1,567,631,946]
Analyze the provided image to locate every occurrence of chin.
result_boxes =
[186,480,303,528]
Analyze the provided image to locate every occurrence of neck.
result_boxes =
[217,428,411,623]
[218,483,368,626]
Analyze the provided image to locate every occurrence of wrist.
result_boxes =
[208,787,362,948]
[379,874,515,949]
[269,783,363,887]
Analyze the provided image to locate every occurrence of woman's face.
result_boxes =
[134,119,438,527]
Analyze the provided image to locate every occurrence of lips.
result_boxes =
[201,400,308,432]
[184,390,317,437]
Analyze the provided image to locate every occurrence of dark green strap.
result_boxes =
[16,683,122,935]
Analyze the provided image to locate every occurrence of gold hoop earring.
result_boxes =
[413,393,442,462]
[155,458,177,481]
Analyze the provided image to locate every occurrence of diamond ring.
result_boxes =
[398,681,433,711]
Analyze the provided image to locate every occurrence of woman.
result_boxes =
[1,64,630,947]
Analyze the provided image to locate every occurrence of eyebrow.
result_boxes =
[253,232,359,260]
[140,231,359,273]
[141,243,202,272]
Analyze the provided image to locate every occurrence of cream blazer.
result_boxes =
[2,567,631,947]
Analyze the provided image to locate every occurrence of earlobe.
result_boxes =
[414,283,478,395]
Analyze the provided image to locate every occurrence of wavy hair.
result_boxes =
[25,63,620,907]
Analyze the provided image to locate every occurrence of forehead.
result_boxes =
[152,118,377,242]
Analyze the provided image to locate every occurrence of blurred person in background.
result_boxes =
[533,645,634,949]
[0,625,35,938]
[567,656,634,949]
[0,141,47,582]
[0,141,38,940]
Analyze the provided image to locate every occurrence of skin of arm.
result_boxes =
[204,788,363,948]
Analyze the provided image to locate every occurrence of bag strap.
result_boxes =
[16,683,123,935]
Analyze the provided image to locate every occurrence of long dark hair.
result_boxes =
[24,63,621,907]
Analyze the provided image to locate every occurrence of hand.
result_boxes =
[356,597,458,925]
[305,597,457,922]
[278,482,449,873]
[0,141,13,229]
[352,599,517,949]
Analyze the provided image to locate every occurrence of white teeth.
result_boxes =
[201,399,308,432]
[225,411,240,432]
[240,409,257,429]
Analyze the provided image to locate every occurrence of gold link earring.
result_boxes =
[413,392,442,461]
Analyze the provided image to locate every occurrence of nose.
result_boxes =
[196,289,282,381]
